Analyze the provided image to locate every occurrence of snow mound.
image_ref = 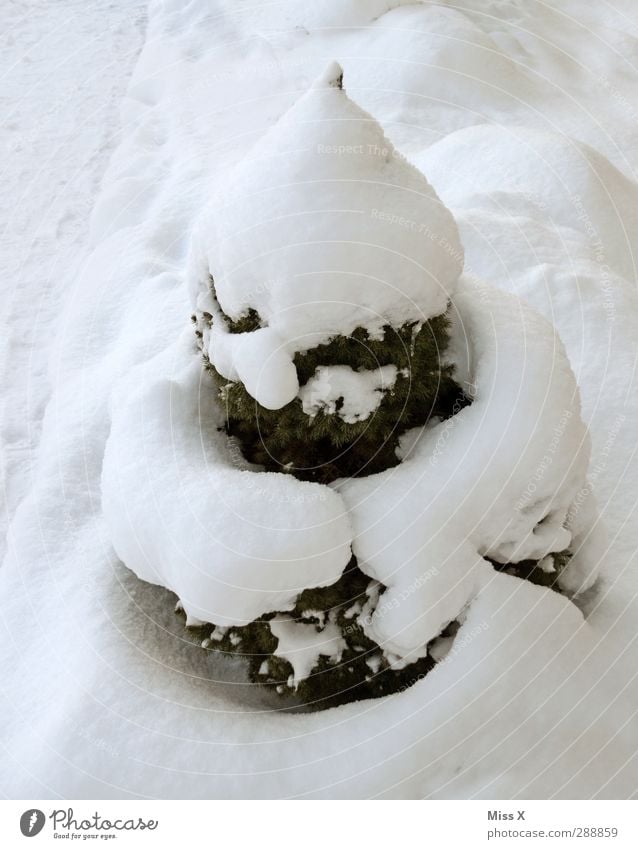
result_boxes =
[339,275,593,656]
[412,125,636,601]
[101,335,353,626]
[343,4,535,146]
[188,62,462,409]
[417,124,638,282]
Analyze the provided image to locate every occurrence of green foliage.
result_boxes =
[196,279,467,484]
[180,557,451,709]
[181,549,571,709]
[490,549,571,590]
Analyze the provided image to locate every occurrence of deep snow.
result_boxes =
[2,0,638,799]
[0,0,146,561]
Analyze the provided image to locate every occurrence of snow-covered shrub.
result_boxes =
[160,64,590,707]
[185,63,469,705]
[194,303,462,484]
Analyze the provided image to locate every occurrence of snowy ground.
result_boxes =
[0,0,146,556]
[2,0,638,799]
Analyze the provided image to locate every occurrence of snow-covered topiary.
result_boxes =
[188,61,464,413]
[185,63,466,702]
[190,61,466,487]
[102,64,597,709]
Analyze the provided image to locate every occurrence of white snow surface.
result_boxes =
[300,363,400,422]
[102,270,592,658]
[0,0,146,558]
[269,615,346,689]
[339,275,594,657]
[3,0,638,799]
[101,334,353,626]
[189,60,462,409]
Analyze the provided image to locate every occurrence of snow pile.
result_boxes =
[341,275,593,657]
[188,62,462,409]
[101,336,352,626]
[417,125,638,283]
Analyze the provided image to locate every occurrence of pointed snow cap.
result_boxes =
[313,60,344,89]
[196,63,463,409]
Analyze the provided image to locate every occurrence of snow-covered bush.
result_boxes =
[190,62,467,486]
[170,64,590,707]
[185,64,468,704]
[194,306,462,484]
[102,64,595,710]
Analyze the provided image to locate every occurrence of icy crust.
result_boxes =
[187,62,463,409]
[339,275,593,657]
[101,335,353,626]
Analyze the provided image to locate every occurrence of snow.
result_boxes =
[416,125,638,283]
[189,60,462,409]
[101,334,353,625]
[269,615,346,688]
[339,278,595,656]
[300,364,400,423]
[214,325,300,411]
[2,0,638,800]
[0,0,146,559]
[102,114,594,659]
